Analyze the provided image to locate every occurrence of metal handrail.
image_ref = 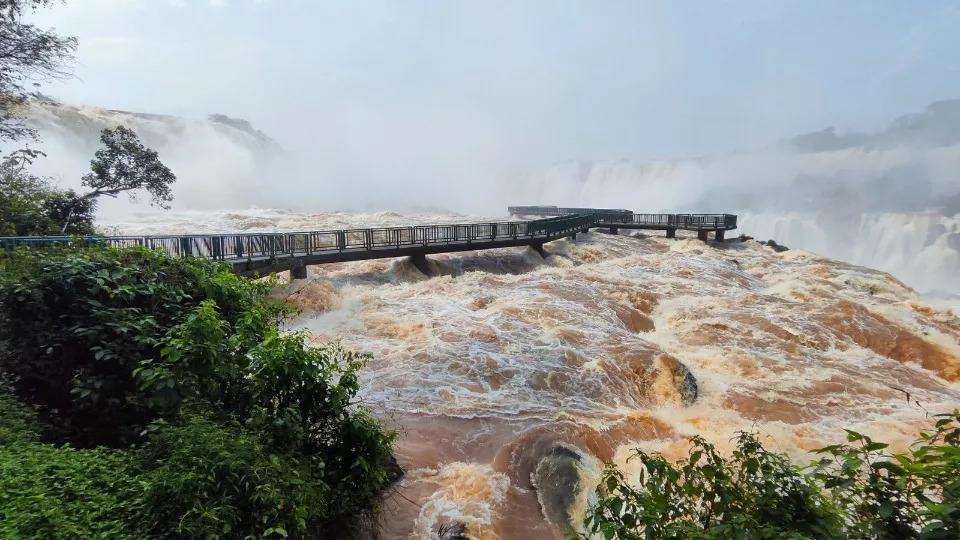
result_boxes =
[0,214,593,262]
[0,210,737,263]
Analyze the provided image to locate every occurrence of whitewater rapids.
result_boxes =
[108,209,960,538]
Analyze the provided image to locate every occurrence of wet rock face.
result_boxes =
[495,427,604,536]
[640,354,699,406]
[667,357,699,405]
[531,444,589,535]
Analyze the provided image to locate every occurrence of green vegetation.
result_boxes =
[0,245,395,538]
[1,0,77,144]
[1,126,176,236]
[585,412,960,539]
[0,149,95,235]
[59,125,176,232]
[0,394,141,539]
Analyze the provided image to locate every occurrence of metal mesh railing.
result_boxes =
[0,210,736,263]
[0,215,594,262]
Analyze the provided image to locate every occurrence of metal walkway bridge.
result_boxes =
[1,207,736,278]
[508,206,738,240]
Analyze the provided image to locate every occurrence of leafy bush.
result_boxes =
[0,392,141,540]
[0,389,37,445]
[0,245,396,538]
[810,412,960,539]
[585,412,960,539]
[0,245,275,446]
[137,415,327,539]
[586,432,841,539]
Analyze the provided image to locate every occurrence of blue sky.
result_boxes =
[30,0,960,168]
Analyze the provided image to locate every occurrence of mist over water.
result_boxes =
[24,98,960,298]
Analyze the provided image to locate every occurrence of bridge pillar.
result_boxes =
[608,227,619,235]
[410,252,432,276]
[666,228,676,239]
[697,230,709,242]
[714,229,725,242]
[568,233,577,241]
[531,242,548,258]
[580,228,589,233]
[290,262,308,281]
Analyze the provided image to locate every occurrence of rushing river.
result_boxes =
[109,208,960,538]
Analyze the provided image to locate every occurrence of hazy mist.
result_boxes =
[15,0,960,217]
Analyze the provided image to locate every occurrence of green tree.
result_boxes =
[0,0,77,144]
[60,126,176,232]
[0,148,94,235]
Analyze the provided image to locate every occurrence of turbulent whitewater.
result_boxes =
[108,209,960,538]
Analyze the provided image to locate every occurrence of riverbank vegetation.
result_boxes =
[0,245,396,538]
[585,412,960,539]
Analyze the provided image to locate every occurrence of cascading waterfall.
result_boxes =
[738,212,960,295]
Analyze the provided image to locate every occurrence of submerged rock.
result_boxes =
[531,443,593,536]
[665,357,699,405]
[495,427,604,537]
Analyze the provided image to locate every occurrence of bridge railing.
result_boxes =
[508,205,632,217]
[507,206,737,230]
[673,214,738,230]
[0,211,736,264]
[0,215,594,263]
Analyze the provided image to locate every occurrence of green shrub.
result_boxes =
[0,390,37,445]
[0,393,141,540]
[137,414,327,539]
[585,412,960,539]
[810,411,960,539]
[586,432,842,539]
[0,244,276,446]
[0,244,396,537]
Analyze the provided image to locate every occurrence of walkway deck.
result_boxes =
[508,205,738,235]
[1,208,737,277]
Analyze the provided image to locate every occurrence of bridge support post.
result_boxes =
[531,242,547,258]
[410,252,432,276]
[580,228,589,233]
[666,228,676,239]
[608,227,619,235]
[568,233,576,241]
[714,229,725,242]
[697,230,709,242]
[290,262,308,281]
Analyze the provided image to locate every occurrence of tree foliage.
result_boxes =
[0,245,396,538]
[0,0,77,144]
[82,125,176,207]
[809,414,960,538]
[585,413,960,539]
[0,394,142,540]
[0,148,94,235]
[56,126,175,232]
[586,432,841,539]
